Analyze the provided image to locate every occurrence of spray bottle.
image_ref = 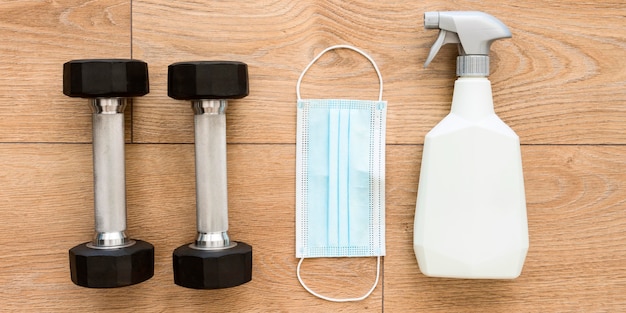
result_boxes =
[414,11,528,279]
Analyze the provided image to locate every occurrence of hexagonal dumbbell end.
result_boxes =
[63,59,149,98]
[173,242,252,289]
[168,61,248,100]
[69,240,154,288]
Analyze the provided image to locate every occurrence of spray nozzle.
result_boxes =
[423,11,511,76]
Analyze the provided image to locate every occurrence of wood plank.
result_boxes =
[385,145,626,312]
[131,0,626,144]
[0,0,131,143]
[0,144,381,312]
[3,144,626,311]
[130,0,421,144]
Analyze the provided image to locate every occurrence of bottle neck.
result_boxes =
[450,77,495,121]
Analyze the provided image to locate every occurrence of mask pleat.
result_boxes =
[337,107,351,250]
[348,107,371,251]
[327,108,340,249]
[307,106,330,249]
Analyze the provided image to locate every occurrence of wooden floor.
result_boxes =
[0,0,625,311]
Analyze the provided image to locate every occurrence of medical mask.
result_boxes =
[295,45,386,302]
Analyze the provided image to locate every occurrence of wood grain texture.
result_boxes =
[0,0,131,143]
[131,0,626,145]
[130,0,417,144]
[0,0,625,312]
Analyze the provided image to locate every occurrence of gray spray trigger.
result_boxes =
[423,11,511,76]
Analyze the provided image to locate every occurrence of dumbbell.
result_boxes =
[168,61,252,289]
[63,59,154,288]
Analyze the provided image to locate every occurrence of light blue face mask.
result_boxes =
[295,45,386,302]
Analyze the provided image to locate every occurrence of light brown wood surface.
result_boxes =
[0,0,625,312]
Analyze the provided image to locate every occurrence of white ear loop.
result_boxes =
[296,44,384,101]
[297,256,381,303]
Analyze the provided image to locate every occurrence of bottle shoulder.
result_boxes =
[426,112,518,140]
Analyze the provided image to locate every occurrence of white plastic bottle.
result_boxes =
[414,11,529,279]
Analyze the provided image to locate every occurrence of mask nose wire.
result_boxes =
[296,45,384,101]
[296,256,381,302]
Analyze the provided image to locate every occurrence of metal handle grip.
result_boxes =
[192,100,232,249]
[89,98,130,248]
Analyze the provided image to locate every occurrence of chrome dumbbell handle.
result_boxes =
[88,98,132,248]
[192,99,233,249]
